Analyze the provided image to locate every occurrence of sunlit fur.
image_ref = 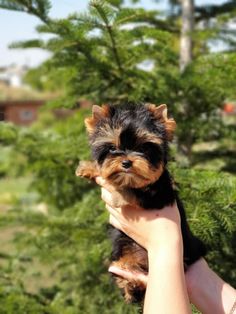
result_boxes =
[100,155,163,188]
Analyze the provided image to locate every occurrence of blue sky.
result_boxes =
[0,0,226,67]
[0,0,89,67]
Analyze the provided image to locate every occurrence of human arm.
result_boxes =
[98,178,191,314]
[186,258,236,314]
[97,178,236,314]
[110,258,236,314]
[144,221,190,314]
[99,177,236,314]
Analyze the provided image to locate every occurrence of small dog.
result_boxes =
[76,102,206,303]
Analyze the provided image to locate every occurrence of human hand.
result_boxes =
[96,177,192,314]
[96,176,183,255]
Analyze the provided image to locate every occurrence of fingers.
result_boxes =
[101,187,128,209]
[107,205,129,235]
[106,203,121,215]
[108,265,148,285]
[95,176,115,192]
[101,188,114,207]
[109,213,121,229]
[95,176,106,187]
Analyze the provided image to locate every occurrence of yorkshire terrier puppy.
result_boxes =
[76,102,206,304]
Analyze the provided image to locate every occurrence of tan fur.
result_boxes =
[100,155,164,188]
[76,155,164,190]
[135,129,163,145]
[77,104,174,304]
[75,161,99,179]
[111,246,148,303]
[115,277,146,303]
[76,160,139,207]
[85,104,110,134]
[79,106,166,186]
[145,103,176,140]
[92,125,122,147]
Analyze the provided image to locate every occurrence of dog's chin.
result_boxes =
[100,158,164,189]
[106,171,154,189]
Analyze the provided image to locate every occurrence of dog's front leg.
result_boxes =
[76,161,100,180]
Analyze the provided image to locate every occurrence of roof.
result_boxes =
[0,99,45,107]
[0,83,53,102]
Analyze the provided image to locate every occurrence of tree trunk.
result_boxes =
[179,0,195,163]
[180,0,194,72]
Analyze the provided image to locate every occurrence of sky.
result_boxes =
[0,0,227,68]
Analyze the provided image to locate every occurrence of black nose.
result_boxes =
[122,160,132,169]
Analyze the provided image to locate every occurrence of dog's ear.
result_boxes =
[85,105,110,134]
[145,103,176,141]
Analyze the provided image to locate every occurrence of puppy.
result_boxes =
[76,102,206,303]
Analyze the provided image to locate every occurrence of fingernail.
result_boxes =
[108,266,116,273]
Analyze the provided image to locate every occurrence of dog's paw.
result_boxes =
[75,161,98,180]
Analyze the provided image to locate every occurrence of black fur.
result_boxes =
[91,102,168,164]
[89,102,206,303]
[109,169,206,303]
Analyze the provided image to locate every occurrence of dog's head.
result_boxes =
[85,102,176,189]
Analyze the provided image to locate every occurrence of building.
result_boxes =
[0,99,45,126]
[0,69,92,126]
[0,81,92,126]
[0,81,50,126]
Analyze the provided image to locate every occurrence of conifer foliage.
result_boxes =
[3,0,236,154]
[0,1,236,313]
[5,0,180,104]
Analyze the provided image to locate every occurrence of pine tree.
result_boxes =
[2,0,235,158]
[2,0,181,105]
[0,1,236,313]
[168,0,236,159]
[0,119,236,313]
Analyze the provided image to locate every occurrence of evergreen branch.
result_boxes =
[115,8,179,33]
[0,0,51,24]
[9,39,45,49]
[70,12,106,30]
[195,0,236,22]
[90,0,124,74]
[107,25,123,73]
[106,0,123,7]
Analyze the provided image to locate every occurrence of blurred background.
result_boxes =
[0,0,235,313]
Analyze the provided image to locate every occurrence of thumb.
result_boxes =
[108,265,148,286]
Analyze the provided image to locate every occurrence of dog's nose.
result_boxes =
[122,160,132,169]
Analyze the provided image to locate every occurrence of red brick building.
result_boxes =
[0,100,45,126]
[0,83,92,126]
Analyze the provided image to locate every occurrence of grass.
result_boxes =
[192,138,236,174]
[0,224,57,294]
[0,175,55,295]
[0,176,33,209]
[0,133,235,313]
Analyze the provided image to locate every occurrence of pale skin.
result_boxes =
[96,177,236,314]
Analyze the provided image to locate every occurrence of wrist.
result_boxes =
[147,224,183,255]
[148,236,183,266]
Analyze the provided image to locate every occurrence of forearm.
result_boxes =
[144,237,191,314]
[186,258,236,314]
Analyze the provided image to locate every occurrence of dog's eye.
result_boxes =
[139,142,163,165]
[95,143,113,164]
[109,146,116,152]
